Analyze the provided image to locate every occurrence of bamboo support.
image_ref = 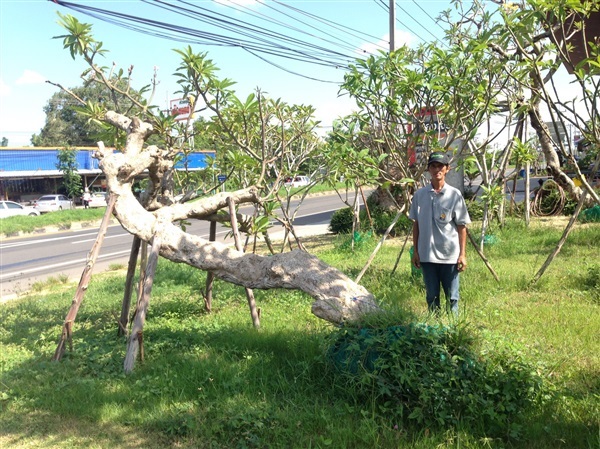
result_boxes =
[52,193,116,361]
[124,234,161,373]
[204,221,217,312]
[467,229,500,283]
[227,197,261,329]
[391,231,411,275]
[356,210,404,283]
[531,191,589,284]
[118,236,141,337]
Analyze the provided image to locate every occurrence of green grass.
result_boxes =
[0,208,107,236]
[0,219,598,448]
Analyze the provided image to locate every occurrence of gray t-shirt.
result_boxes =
[408,183,471,264]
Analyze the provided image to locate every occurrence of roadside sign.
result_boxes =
[217,175,227,183]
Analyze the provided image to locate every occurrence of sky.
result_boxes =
[0,0,452,147]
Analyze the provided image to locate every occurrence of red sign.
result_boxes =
[170,98,192,121]
[407,109,447,166]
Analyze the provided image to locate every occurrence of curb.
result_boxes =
[2,189,343,240]
[2,218,121,240]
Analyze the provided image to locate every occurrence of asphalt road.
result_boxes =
[0,192,358,300]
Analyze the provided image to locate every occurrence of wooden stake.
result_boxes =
[204,221,216,312]
[227,197,260,329]
[118,236,141,337]
[467,228,500,283]
[391,231,411,275]
[52,193,116,361]
[124,234,161,373]
[531,191,588,284]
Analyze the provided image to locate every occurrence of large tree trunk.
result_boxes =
[94,113,379,325]
[527,90,594,206]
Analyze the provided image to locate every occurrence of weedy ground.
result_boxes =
[0,217,598,448]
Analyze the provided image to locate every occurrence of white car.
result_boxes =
[284,175,311,187]
[87,192,108,208]
[33,194,73,213]
[0,200,41,218]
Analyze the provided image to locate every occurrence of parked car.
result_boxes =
[284,175,311,187]
[33,194,73,213]
[87,192,108,208]
[0,200,41,218]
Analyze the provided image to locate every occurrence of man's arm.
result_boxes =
[412,220,421,269]
[457,224,467,272]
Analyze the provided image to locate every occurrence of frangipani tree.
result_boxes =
[339,0,599,234]
[51,14,378,371]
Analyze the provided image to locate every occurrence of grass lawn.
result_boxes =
[0,217,598,448]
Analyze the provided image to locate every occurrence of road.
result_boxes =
[0,192,358,300]
[469,173,548,203]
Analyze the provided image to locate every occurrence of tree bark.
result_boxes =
[528,97,588,204]
[93,116,378,325]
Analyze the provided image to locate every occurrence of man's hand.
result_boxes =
[412,251,421,269]
[457,255,467,272]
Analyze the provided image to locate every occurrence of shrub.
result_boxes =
[329,206,355,234]
[466,199,484,221]
[329,204,412,236]
[367,204,412,236]
[327,322,543,438]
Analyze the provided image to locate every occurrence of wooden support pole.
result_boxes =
[204,220,217,312]
[227,197,261,329]
[531,191,588,284]
[124,234,161,373]
[131,240,148,323]
[391,231,411,275]
[467,228,500,283]
[356,210,403,283]
[52,193,116,361]
[118,236,141,337]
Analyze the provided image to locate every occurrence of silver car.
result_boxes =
[0,200,41,218]
[33,194,73,213]
[87,192,108,208]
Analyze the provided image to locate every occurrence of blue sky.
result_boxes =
[0,0,453,146]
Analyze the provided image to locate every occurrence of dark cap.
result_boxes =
[427,152,450,166]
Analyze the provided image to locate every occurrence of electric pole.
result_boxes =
[389,0,395,52]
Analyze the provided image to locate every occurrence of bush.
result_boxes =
[367,205,412,236]
[329,204,412,236]
[327,322,543,438]
[329,206,355,234]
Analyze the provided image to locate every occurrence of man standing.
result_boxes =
[409,152,471,315]
[82,188,91,209]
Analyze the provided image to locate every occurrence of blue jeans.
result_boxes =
[420,262,460,315]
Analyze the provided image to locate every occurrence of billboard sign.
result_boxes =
[407,109,447,166]
[170,97,192,121]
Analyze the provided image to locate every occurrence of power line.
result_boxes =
[396,2,445,46]
[411,0,446,33]
[51,0,448,83]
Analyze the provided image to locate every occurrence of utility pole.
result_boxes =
[389,0,396,52]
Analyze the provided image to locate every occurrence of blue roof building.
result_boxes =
[0,147,215,203]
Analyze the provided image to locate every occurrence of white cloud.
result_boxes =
[0,78,10,96]
[15,70,46,85]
